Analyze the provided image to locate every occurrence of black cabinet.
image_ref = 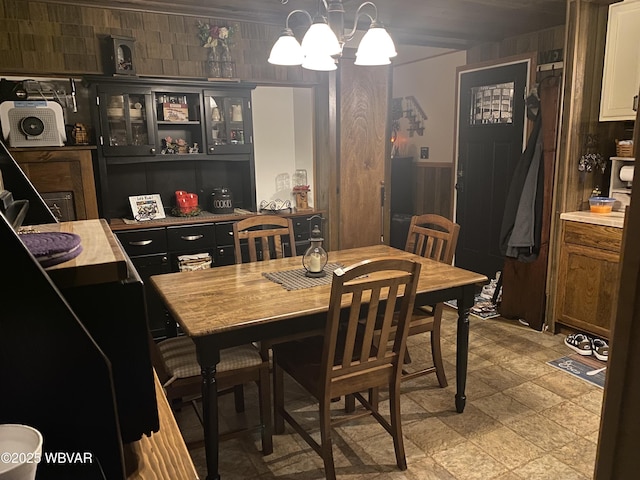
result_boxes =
[85,76,257,221]
[114,212,323,339]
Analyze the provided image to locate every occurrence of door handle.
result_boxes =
[633,95,638,112]
[129,240,152,246]
[181,235,204,241]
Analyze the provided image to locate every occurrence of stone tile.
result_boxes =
[460,373,499,401]
[512,454,589,480]
[406,385,460,414]
[499,355,557,380]
[438,403,502,439]
[471,392,533,424]
[578,388,605,415]
[585,429,600,444]
[402,416,466,455]
[490,472,525,480]
[503,382,564,411]
[507,414,580,451]
[540,400,601,437]
[552,436,597,478]
[405,456,458,480]
[469,365,527,392]
[431,441,509,480]
[531,370,596,399]
[471,426,544,469]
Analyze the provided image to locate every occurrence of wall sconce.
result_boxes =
[268,0,397,71]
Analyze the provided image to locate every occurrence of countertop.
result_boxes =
[560,210,625,228]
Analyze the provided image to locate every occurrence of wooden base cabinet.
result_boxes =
[555,220,622,339]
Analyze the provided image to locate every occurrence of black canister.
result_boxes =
[211,187,234,214]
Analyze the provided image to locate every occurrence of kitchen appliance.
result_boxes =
[609,156,634,210]
[0,100,66,147]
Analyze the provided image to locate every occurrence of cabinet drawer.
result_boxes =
[130,253,170,278]
[215,222,235,246]
[563,221,622,253]
[167,223,216,251]
[291,216,310,242]
[116,228,167,256]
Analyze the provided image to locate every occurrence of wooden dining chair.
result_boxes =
[272,258,421,480]
[232,215,297,263]
[149,334,273,454]
[402,213,460,388]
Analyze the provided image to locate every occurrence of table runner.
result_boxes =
[263,263,343,290]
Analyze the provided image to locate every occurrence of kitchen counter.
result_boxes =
[560,210,625,228]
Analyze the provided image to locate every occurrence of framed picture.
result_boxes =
[129,194,165,221]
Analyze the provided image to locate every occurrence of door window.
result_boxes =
[470,82,514,125]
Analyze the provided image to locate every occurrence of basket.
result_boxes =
[616,139,634,157]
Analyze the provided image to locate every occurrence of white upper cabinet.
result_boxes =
[600,0,640,122]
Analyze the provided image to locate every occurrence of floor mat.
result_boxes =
[547,354,606,388]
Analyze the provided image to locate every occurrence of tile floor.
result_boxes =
[174,308,604,479]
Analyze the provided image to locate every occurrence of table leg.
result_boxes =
[196,341,221,480]
[455,285,474,413]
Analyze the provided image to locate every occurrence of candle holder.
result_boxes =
[302,223,327,278]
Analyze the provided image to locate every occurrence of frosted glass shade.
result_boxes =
[268,30,304,65]
[354,54,391,66]
[301,21,341,57]
[302,54,337,71]
[355,25,397,64]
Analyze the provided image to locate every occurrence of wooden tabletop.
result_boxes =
[31,219,128,288]
[151,245,487,338]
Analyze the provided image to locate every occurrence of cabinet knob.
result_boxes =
[162,256,168,264]
[209,147,215,152]
[150,148,156,154]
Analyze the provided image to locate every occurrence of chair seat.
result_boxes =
[158,336,263,386]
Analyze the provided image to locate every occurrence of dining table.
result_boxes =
[150,244,487,480]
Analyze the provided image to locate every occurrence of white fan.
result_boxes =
[0,100,66,147]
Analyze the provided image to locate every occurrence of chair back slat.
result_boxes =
[233,215,296,264]
[321,258,421,395]
[405,214,460,264]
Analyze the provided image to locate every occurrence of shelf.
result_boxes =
[157,121,200,125]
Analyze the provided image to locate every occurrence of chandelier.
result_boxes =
[268,0,397,71]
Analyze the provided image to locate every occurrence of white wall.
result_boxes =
[252,86,314,208]
[392,50,466,163]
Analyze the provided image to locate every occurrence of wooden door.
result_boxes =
[338,61,390,249]
[455,58,530,277]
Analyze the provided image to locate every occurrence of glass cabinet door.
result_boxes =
[203,90,252,155]
[98,87,156,157]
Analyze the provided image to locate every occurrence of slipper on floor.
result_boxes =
[592,338,608,362]
[564,333,592,356]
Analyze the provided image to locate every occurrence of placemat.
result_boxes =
[20,232,83,267]
[263,263,343,290]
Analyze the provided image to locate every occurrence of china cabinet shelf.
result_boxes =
[85,76,256,221]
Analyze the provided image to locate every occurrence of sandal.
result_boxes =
[564,333,592,356]
[591,338,608,362]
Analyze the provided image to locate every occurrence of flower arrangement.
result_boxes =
[197,21,236,58]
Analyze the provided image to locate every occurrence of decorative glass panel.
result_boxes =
[470,82,514,125]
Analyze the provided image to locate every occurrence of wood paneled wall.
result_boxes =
[0,0,316,83]
[414,162,453,219]
[467,25,566,65]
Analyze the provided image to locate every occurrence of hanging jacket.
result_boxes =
[499,109,544,262]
